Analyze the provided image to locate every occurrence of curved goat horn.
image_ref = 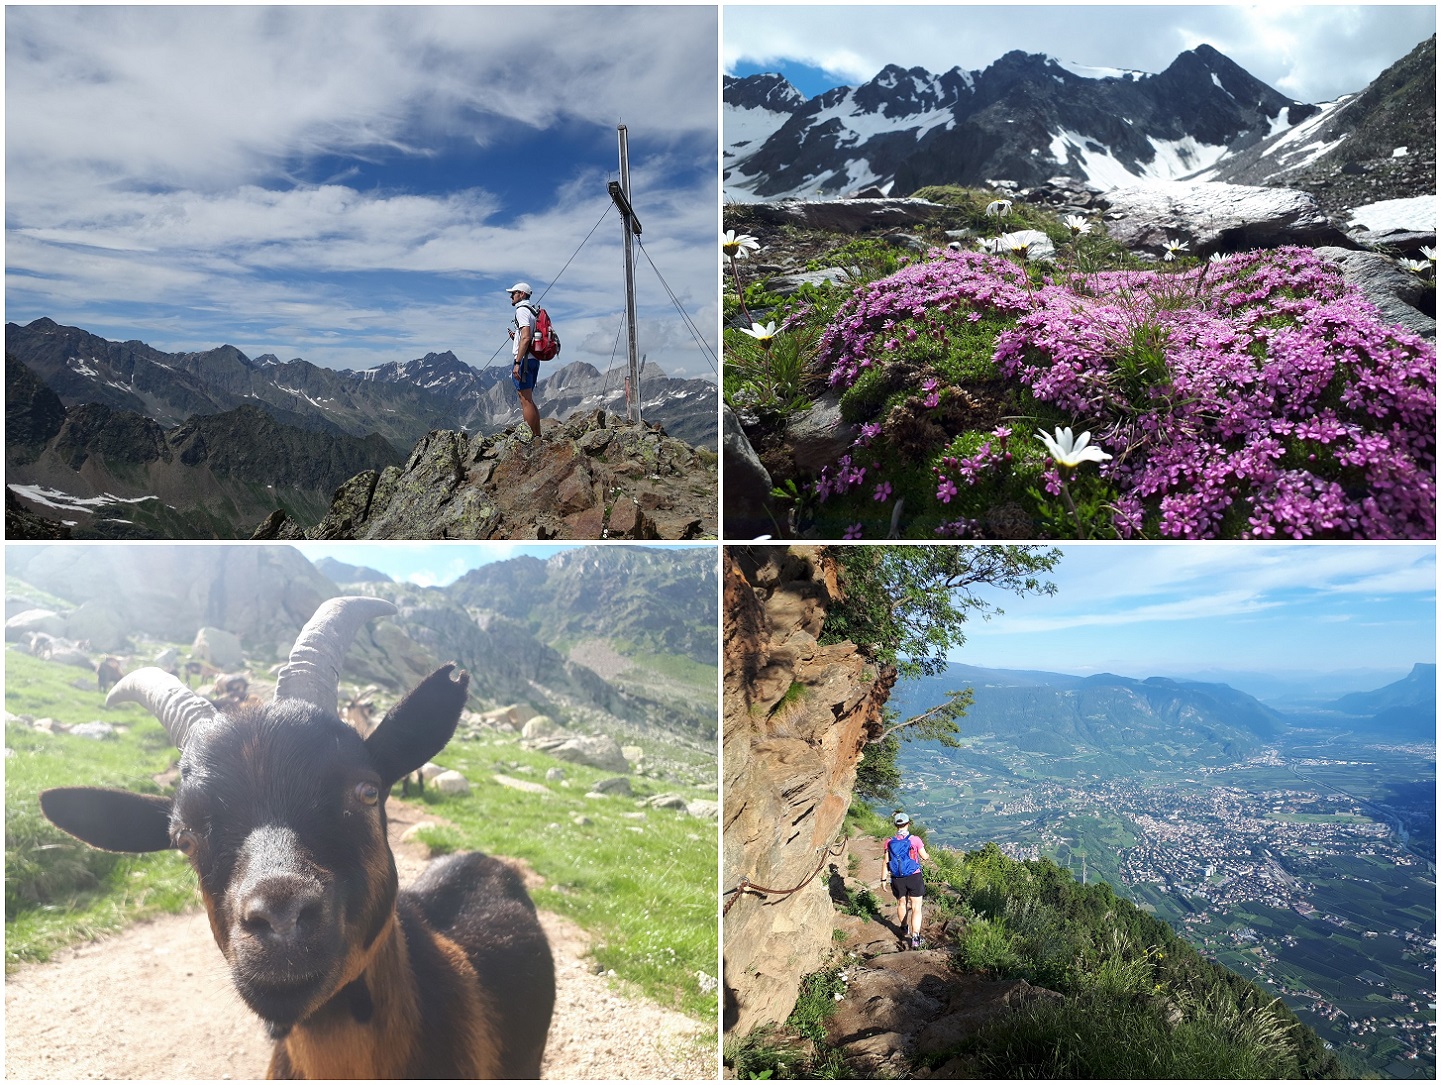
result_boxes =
[275,596,398,712]
[106,668,217,749]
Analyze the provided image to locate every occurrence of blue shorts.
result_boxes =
[512,356,540,392]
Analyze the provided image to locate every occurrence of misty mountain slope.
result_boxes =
[892,665,1291,775]
[447,546,718,665]
[1327,662,1437,741]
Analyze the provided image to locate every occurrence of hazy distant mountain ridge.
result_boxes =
[1329,662,1436,741]
[4,317,716,455]
[893,662,1432,774]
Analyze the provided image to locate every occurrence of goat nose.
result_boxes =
[240,877,324,940]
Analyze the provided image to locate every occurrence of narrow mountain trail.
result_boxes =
[813,836,1060,1078]
[4,800,714,1080]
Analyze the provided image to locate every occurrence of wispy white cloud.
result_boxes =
[726,5,1433,104]
[6,6,719,379]
[956,544,1435,675]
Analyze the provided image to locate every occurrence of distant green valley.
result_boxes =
[890,664,1436,1078]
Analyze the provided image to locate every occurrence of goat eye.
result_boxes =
[174,830,199,856]
[355,782,380,806]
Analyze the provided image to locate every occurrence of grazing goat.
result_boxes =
[97,657,123,693]
[41,597,555,1079]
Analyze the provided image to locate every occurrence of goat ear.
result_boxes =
[366,665,469,788]
[40,787,173,853]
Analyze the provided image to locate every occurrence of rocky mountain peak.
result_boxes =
[251,408,716,541]
[724,72,806,113]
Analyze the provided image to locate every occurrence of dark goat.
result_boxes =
[97,657,123,693]
[41,597,555,1078]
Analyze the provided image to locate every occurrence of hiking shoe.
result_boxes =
[910,935,922,949]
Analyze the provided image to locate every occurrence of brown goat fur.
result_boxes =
[40,664,555,1078]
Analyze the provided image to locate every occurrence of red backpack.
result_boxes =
[520,302,561,361]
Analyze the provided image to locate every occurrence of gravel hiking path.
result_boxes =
[4,799,715,1080]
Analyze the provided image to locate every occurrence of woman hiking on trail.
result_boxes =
[881,812,930,949]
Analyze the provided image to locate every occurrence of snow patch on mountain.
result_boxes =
[1347,195,1436,233]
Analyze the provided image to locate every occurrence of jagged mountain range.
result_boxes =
[890,662,1432,778]
[6,353,403,539]
[726,36,1435,205]
[4,317,716,453]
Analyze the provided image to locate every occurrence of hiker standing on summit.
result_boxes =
[881,812,931,949]
[506,281,543,441]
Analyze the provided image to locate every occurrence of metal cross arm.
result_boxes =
[607,181,642,236]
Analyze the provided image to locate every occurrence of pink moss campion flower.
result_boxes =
[843,523,863,539]
[873,481,893,502]
[936,477,959,503]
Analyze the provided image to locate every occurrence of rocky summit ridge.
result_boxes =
[252,408,717,541]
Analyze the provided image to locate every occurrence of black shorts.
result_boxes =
[889,872,924,899]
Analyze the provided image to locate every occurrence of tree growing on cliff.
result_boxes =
[821,545,1061,679]
[823,545,1061,804]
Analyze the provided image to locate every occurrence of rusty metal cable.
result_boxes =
[722,837,847,916]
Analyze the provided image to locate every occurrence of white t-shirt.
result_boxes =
[512,301,537,361]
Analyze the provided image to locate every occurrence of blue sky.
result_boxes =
[950,543,1436,686]
[293,541,717,589]
[6,6,718,380]
[727,5,1435,104]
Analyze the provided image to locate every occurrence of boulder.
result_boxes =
[431,770,471,796]
[536,734,630,773]
[784,391,858,475]
[590,776,633,797]
[68,722,116,740]
[5,609,65,641]
[765,268,853,294]
[48,647,94,669]
[63,601,131,653]
[1312,246,1436,340]
[686,799,720,820]
[621,745,644,764]
[647,793,689,810]
[722,406,776,540]
[192,627,244,670]
[1102,181,1354,257]
[492,774,551,796]
[521,715,562,739]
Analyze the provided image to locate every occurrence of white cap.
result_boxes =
[894,812,910,826]
[505,282,532,295]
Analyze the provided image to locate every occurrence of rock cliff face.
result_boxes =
[723,546,895,1037]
